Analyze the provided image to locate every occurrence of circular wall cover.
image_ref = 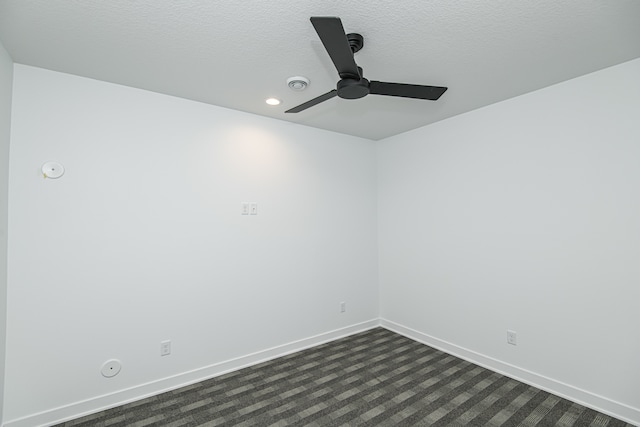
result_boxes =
[41,162,65,179]
[101,359,122,378]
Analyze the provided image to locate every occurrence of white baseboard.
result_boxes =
[9,319,638,427]
[380,318,640,427]
[4,319,380,427]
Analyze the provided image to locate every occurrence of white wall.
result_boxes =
[5,65,378,425]
[378,58,640,424]
[0,41,13,427]
[6,58,640,426]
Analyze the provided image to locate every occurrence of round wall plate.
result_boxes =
[101,359,122,378]
[42,162,65,179]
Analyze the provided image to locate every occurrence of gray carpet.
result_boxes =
[56,328,634,426]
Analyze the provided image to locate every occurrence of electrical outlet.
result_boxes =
[507,330,517,346]
[340,301,346,313]
[161,340,171,356]
[241,203,250,215]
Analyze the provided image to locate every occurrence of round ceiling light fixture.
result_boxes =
[265,97,281,106]
[287,76,310,91]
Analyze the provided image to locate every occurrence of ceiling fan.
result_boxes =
[285,17,448,114]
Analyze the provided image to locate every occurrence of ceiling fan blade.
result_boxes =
[285,90,338,113]
[369,81,448,100]
[311,17,360,79]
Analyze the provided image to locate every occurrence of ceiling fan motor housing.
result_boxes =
[337,77,370,99]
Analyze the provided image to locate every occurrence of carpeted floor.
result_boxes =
[56,328,634,426]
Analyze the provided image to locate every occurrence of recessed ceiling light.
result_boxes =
[265,98,281,106]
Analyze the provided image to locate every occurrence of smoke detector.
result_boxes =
[287,76,310,91]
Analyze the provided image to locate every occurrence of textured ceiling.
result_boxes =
[1,0,639,140]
